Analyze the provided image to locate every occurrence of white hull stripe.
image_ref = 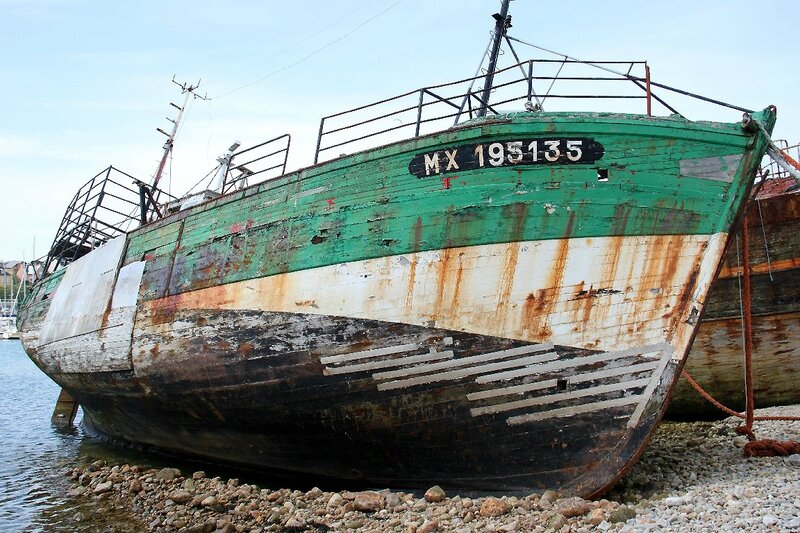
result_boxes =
[627,341,676,427]
[321,342,420,365]
[318,337,675,427]
[468,343,674,426]
[475,342,669,384]
[467,359,660,401]
[323,349,453,376]
[507,396,644,425]
[373,343,554,381]
[377,352,558,391]
[470,377,651,416]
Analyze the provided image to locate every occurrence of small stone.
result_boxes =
[664,495,690,507]
[284,516,305,529]
[353,491,383,512]
[424,485,446,503]
[608,506,637,523]
[183,478,195,491]
[479,497,510,517]
[417,519,439,533]
[129,479,142,493]
[306,487,323,499]
[156,467,181,482]
[762,515,779,527]
[787,517,800,529]
[786,454,800,464]
[168,490,193,504]
[192,471,206,480]
[344,518,365,529]
[498,520,519,532]
[554,496,593,518]
[68,486,88,497]
[587,508,606,526]
[732,436,749,448]
[93,481,112,494]
[545,513,567,530]
[385,492,402,509]
[327,493,344,508]
[201,495,217,507]
[540,489,559,503]
[596,520,611,532]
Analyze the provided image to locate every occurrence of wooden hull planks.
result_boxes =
[18,110,775,496]
[669,184,800,418]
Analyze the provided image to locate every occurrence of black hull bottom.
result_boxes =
[47,310,676,497]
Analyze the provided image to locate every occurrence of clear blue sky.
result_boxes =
[1,0,798,261]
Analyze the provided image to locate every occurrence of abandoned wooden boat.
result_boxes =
[17,2,779,496]
[668,153,800,418]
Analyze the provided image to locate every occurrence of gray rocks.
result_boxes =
[58,404,799,533]
[92,481,112,494]
[167,489,192,504]
[608,505,637,523]
[155,467,181,482]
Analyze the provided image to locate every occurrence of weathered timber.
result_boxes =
[18,108,776,497]
[669,184,800,417]
[51,388,80,427]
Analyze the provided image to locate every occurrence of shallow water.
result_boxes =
[0,339,353,531]
[0,340,155,531]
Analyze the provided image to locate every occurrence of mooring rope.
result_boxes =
[682,210,800,457]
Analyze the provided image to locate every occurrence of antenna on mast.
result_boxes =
[477,0,512,118]
[151,76,209,190]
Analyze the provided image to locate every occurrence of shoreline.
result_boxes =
[62,405,800,532]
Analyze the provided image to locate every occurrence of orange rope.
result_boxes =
[780,148,800,172]
[680,369,800,422]
[680,212,800,458]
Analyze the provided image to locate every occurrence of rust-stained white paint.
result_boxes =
[151,233,727,362]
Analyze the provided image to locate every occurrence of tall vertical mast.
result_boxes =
[477,0,511,118]
[151,78,205,190]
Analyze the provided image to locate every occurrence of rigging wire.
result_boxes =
[214,0,406,99]
[211,0,375,87]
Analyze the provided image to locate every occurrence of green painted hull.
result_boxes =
[126,112,768,299]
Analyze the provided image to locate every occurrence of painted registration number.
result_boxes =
[408,138,604,178]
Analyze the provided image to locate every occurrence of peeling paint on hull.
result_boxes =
[18,110,774,496]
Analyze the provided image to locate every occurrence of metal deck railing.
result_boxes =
[220,134,291,194]
[42,166,176,275]
[313,57,753,165]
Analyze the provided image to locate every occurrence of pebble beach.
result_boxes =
[61,405,799,533]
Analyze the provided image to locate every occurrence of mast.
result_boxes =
[477,0,512,117]
[151,78,206,190]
